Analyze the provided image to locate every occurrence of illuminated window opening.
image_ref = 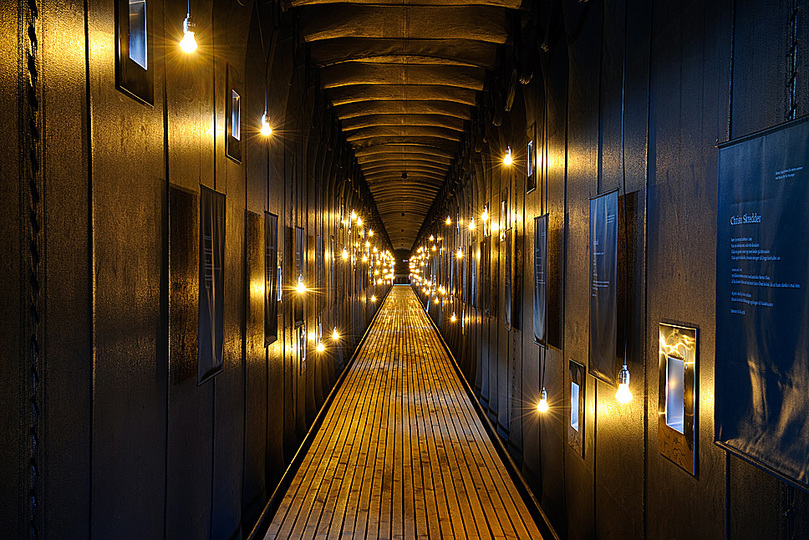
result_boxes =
[666,355,685,433]
[129,0,147,69]
[231,90,241,141]
[571,381,580,432]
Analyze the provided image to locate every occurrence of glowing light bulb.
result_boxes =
[351,210,357,221]
[371,295,377,302]
[429,235,434,241]
[450,312,457,322]
[503,146,513,166]
[434,297,439,304]
[295,276,306,294]
[365,241,370,248]
[357,217,363,226]
[481,209,489,221]
[260,113,272,137]
[537,389,549,413]
[456,249,463,260]
[616,366,632,404]
[316,342,325,353]
[180,14,197,53]
[468,219,476,230]
[369,230,374,237]
[362,255,368,262]
[431,245,436,251]
[445,216,452,225]
[342,249,349,260]
[332,327,339,341]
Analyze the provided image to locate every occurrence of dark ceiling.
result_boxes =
[289,0,522,251]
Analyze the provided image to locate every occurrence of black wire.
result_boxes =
[620,0,630,372]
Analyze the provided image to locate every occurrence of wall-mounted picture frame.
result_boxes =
[658,322,697,475]
[225,64,243,163]
[198,185,226,384]
[569,360,585,458]
[115,0,154,104]
[264,212,279,346]
[527,122,536,193]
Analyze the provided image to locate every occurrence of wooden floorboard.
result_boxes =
[265,286,543,540]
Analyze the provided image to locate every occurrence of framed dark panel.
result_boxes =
[499,189,508,241]
[198,185,225,384]
[569,360,585,458]
[480,237,491,316]
[504,229,512,328]
[527,123,536,193]
[658,322,697,475]
[316,235,324,313]
[226,64,243,163]
[169,185,198,382]
[115,0,154,104]
[329,236,335,306]
[534,214,548,344]
[264,212,278,346]
[294,226,305,327]
[588,189,618,384]
[716,117,809,489]
[298,325,307,375]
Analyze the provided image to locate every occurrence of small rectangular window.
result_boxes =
[225,65,243,162]
[571,381,580,431]
[666,355,685,433]
[129,0,147,68]
[527,139,534,178]
[231,90,241,141]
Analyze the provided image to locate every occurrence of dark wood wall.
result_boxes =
[422,0,809,539]
[0,0,389,537]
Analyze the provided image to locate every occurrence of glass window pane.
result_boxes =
[571,381,580,431]
[231,90,241,140]
[128,0,147,69]
[666,356,685,433]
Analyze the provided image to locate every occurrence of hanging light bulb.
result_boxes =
[357,217,363,226]
[468,218,476,231]
[481,207,489,221]
[445,216,452,225]
[434,297,440,304]
[316,342,325,353]
[341,248,349,260]
[456,249,463,260]
[450,312,457,323]
[616,365,632,404]
[362,255,368,263]
[295,275,306,294]
[429,235,434,242]
[332,327,339,341]
[260,112,272,137]
[371,295,377,302]
[180,2,197,54]
[350,210,357,221]
[365,241,370,248]
[537,388,549,413]
[503,145,513,166]
[369,229,374,237]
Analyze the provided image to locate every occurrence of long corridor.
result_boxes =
[266,286,542,539]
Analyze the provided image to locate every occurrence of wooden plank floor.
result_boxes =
[266,286,543,540]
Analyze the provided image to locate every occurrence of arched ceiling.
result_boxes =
[290,0,522,250]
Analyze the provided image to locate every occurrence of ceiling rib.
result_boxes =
[295,0,516,250]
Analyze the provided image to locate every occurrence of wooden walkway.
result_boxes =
[266,286,542,539]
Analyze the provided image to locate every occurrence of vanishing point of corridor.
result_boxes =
[267,286,542,539]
